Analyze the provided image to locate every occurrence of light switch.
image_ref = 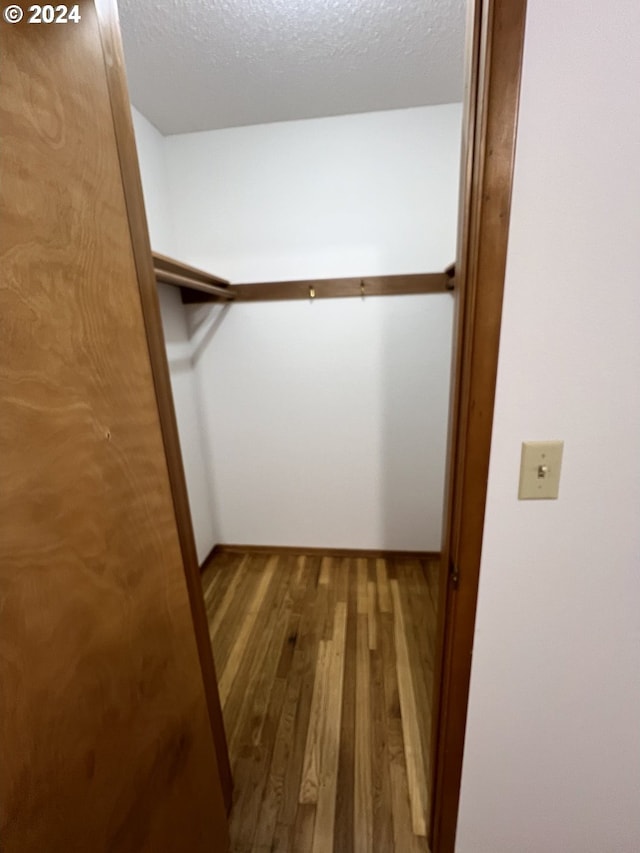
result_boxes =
[518,441,564,500]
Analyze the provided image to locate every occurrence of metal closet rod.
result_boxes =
[154,268,236,300]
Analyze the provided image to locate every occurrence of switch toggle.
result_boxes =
[518,441,564,500]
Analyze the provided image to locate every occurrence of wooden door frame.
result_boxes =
[93,0,233,812]
[429,1,528,850]
[94,0,527,844]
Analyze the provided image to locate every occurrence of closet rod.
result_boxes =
[155,268,236,300]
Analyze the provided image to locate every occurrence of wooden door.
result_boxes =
[0,2,230,850]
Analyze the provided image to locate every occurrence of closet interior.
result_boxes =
[120,1,466,850]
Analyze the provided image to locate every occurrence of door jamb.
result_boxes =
[429,1,528,850]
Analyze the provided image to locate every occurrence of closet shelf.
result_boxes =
[181,272,454,304]
[153,252,234,301]
[153,252,455,304]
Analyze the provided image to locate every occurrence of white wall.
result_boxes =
[131,107,217,561]
[188,295,453,550]
[164,104,461,281]
[164,105,461,549]
[457,3,640,851]
[130,107,174,255]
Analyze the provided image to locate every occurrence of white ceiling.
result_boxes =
[118,0,466,136]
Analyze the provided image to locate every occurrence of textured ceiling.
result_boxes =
[118,0,466,136]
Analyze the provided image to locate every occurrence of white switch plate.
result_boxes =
[518,441,564,500]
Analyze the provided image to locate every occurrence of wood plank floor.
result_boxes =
[202,551,440,853]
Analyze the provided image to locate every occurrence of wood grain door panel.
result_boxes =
[0,3,229,850]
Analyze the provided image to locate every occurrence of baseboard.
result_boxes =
[210,543,441,561]
[199,543,219,574]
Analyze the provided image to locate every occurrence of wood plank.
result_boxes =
[380,612,401,722]
[229,273,449,302]
[395,561,434,791]
[299,641,331,804]
[367,580,378,651]
[152,250,230,285]
[227,678,288,851]
[202,549,238,608]
[425,558,441,617]
[380,606,426,853]
[218,555,278,705]
[354,614,373,853]
[357,558,368,615]
[252,648,306,850]
[224,560,292,757]
[335,557,350,603]
[201,558,218,604]
[296,559,330,806]
[156,267,235,300]
[271,821,293,853]
[292,803,316,853]
[206,554,248,633]
[278,559,326,828]
[279,644,316,826]
[322,559,339,641]
[390,580,428,837]
[376,558,393,614]
[210,555,267,675]
[389,719,429,853]
[248,603,295,748]
[370,629,394,853]
[400,559,437,682]
[293,554,308,592]
[277,611,302,680]
[318,557,331,586]
[334,566,357,853]
[311,602,348,853]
